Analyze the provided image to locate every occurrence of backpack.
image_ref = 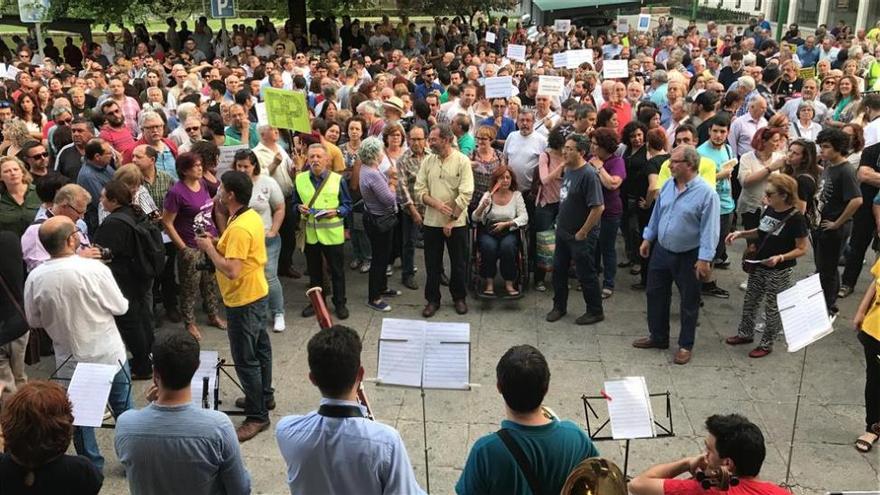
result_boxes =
[113,213,166,279]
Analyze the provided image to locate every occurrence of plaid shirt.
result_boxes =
[143,170,175,212]
[397,149,431,210]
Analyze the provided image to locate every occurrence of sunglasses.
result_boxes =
[185,126,201,132]
[28,151,48,159]
[57,119,72,125]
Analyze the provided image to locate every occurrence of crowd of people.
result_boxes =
[0,10,877,494]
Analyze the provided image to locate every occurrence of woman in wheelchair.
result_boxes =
[471,165,529,297]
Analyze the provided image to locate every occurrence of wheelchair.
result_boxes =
[465,219,529,300]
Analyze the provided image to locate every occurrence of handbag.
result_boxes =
[368,210,399,233]
[535,230,556,272]
[296,174,332,252]
[742,210,797,274]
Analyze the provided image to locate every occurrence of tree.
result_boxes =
[397,0,517,26]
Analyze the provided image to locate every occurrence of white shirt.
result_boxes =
[502,131,547,192]
[533,111,560,138]
[864,117,880,148]
[24,256,129,375]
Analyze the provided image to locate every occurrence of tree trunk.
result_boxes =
[287,0,307,33]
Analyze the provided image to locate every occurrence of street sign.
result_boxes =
[210,0,235,18]
[18,0,50,23]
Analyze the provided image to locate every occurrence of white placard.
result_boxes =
[777,274,834,352]
[554,19,571,32]
[5,64,20,80]
[376,318,471,390]
[256,102,268,126]
[603,59,630,79]
[638,14,652,32]
[617,19,629,34]
[216,144,249,178]
[191,350,219,409]
[537,75,565,97]
[552,52,568,68]
[484,76,514,99]
[506,44,526,62]
[604,377,656,440]
[566,49,594,69]
[485,31,496,44]
[68,363,118,427]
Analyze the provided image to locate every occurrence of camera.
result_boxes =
[92,244,113,261]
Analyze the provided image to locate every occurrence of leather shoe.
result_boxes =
[278,267,302,279]
[454,299,468,315]
[632,337,669,349]
[402,275,419,290]
[422,302,439,318]
[673,348,692,365]
[725,336,754,346]
[575,312,604,325]
[335,304,349,320]
[301,305,316,318]
[236,419,270,443]
[546,308,566,322]
[235,397,276,410]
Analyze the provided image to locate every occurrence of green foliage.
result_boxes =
[396,0,516,24]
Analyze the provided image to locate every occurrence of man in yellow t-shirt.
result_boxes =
[653,124,717,194]
[196,170,273,443]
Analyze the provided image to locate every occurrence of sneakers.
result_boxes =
[534,280,547,292]
[386,265,393,276]
[575,312,604,325]
[359,261,371,273]
[601,288,613,299]
[739,280,748,291]
[714,256,730,269]
[273,314,286,332]
[381,289,402,297]
[349,259,362,270]
[838,285,854,299]
[367,300,392,312]
[701,283,730,299]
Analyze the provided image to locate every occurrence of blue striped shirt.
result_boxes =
[643,176,720,262]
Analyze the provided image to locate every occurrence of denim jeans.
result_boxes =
[226,297,273,423]
[73,362,133,472]
[646,245,700,350]
[552,228,603,316]
[351,206,372,262]
[596,216,621,289]
[478,230,519,281]
[265,235,284,317]
[400,211,419,279]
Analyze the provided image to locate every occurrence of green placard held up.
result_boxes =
[264,88,311,132]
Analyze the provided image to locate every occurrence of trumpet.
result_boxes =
[306,286,375,420]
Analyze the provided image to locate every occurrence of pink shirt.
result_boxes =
[100,125,137,156]
[536,150,564,206]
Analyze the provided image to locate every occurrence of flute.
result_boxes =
[306,286,375,420]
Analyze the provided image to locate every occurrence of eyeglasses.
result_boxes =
[476,136,491,141]
[18,53,30,59]
[185,126,201,132]
[64,203,85,216]
[27,151,48,159]
[143,124,164,131]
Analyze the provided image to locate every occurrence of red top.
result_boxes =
[664,477,791,495]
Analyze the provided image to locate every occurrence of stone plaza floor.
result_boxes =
[30,242,880,494]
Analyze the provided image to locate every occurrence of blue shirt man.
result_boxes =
[414,69,444,101]
[797,42,820,68]
[636,145,719,363]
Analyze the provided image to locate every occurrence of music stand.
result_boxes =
[581,391,675,478]
[50,356,131,430]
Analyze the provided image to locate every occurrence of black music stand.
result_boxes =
[581,391,675,478]
[50,356,131,430]
[215,358,256,416]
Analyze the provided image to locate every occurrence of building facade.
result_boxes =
[717,0,880,31]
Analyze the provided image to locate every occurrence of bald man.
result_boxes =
[24,215,132,472]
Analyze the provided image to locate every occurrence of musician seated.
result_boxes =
[114,330,251,495]
[275,325,424,494]
[456,345,599,495]
[628,414,790,495]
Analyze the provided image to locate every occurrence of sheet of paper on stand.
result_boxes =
[506,44,526,62]
[68,363,118,428]
[216,144,249,178]
[376,318,471,390]
[191,350,219,408]
[604,377,656,440]
[603,60,629,79]
[485,32,496,44]
[537,75,565,97]
[566,49,594,69]
[484,76,514,99]
[777,273,834,352]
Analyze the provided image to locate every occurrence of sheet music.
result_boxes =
[68,363,117,427]
[191,351,219,409]
[376,319,471,390]
[777,273,834,352]
[423,322,470,389]
[604,377,656,440]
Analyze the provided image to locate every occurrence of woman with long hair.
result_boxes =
[827,75,862,127]
[843,122,866,167]
[620,121,649,272]
[736,127,787,236]
[781,138,821,221]
[0,381,103,492]
[725,174,808,357]
[472,165,528,297]
[13,92,44,140]
[0,156,39,236]
[532,127,566,292]
[589,127,626,298]
[633,128,668,290]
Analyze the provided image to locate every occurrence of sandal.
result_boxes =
[855,432,878,453]
[482,287,495,297]
[505,288,520,297]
